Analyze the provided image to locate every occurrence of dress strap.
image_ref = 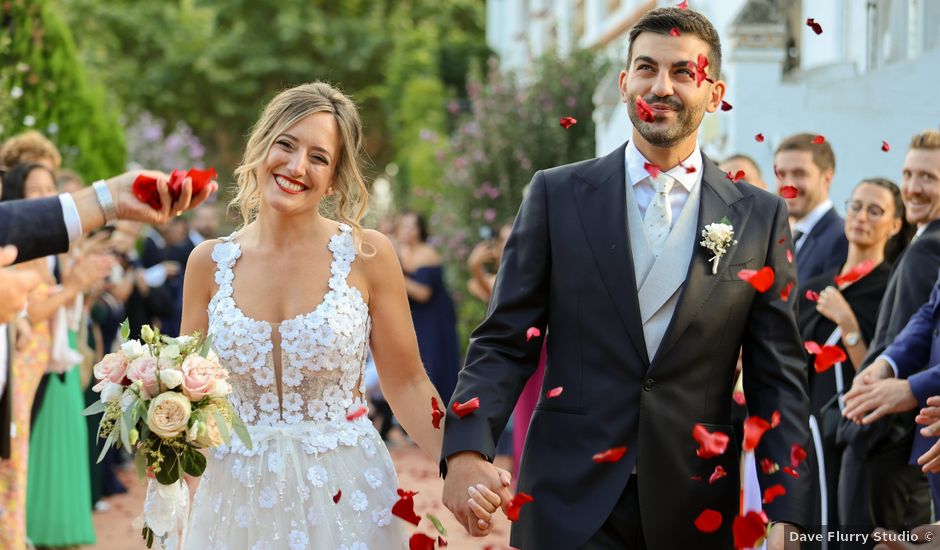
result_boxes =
[327,223,355,291]
[210,234,242,299]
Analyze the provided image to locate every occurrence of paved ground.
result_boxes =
[91,440,513,550]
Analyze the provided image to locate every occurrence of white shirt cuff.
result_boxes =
[879,354,900,378]
[143,264,168,288]
[58,193,83,243]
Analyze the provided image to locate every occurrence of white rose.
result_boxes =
[121,388,138,411]
[708,223,734,242]
[146,392,192,439]
[121,340,147,360]
[208,379,232,398]
[187,420,203,443]
[159,369,184,390]
[101,381,124,403]
[194,414,224,448]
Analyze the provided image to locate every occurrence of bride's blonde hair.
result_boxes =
[231,81,371,254]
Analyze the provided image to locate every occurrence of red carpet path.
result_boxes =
[91,443,513,550]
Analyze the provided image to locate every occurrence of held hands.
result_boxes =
[843,359,917,424]
[107,170,217,225]
[443,452,513,537]
[914,396,940,473]
[0,246,41,323]
[815,286,853,326]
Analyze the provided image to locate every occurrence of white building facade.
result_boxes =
[486,0,940,207]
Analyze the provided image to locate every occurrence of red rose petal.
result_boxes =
[437,536,447,547]
[763,484,787,504]
[694,509,722,533]
[506,491,534,521]
[882,140,890,152]
[817,346,847,373]
[780,281,794,302]
[786,249,794,264]
[732,391,746,406]
[733,511,769,549]
[526,326,541,341]
[755,133,765,143]
[333,489,342,503]
[132,167,216,211]
[693,424,730,459]
[669,27,681,37]
[806,18,823,35]
[431,397,445,429]
[737,267,775,292]
[782,465,800,478]
[691,475,703,481]
[780,185,798,199]
[546,386,564,398]
[726,170,745,183]
[720,100,733,112]
[559,116,577,129]
[771,410,781,428]
[643,162,662,179]
[805,290,820,302]
[812,134,826,144]
[834,259,875,286]
[791,443,807,469]
[677,0,689,9]
[759,458,779,474]
[691,53,710,87]
[709,465,727,484]
[743,416,772,452]
[392,488,421,525]
[409,533,435,550]
[592,446,628,463]
[346,405,368,421]
[777,236,787,245]
[451,397,480,418]
[186,167,217,197]
[635,96,655,123]
[804,340,822,355]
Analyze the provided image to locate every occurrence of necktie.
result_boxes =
[644,174,675,257]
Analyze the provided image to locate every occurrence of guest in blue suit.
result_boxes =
[775,133,849,285]
[844,270,940,510]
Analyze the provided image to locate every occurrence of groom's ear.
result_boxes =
[704,79,727,114]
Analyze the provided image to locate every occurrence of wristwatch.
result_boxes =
[92,180,117,223]
[843,331,861,347]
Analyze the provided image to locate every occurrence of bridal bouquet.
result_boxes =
[84,321,251,548]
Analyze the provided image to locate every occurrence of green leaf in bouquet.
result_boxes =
[161,344,181,361]
[230,413,253,450]
[181,446,207,477]
[82,400,106,417]
[134,446,148,481]
[200,334,214,358]
[212,410,232,446]
[426,512,448,537]
[120,319,130,343]
[97,431,117,464]
[142,526,154,548]
[155,443,181,485]
[120,401,137,452]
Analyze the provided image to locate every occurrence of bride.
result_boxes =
[179,82,500,549]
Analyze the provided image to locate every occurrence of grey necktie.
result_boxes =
[643,174,675,257]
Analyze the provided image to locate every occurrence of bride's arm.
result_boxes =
[362,229,444,460]
[180,240,218,336]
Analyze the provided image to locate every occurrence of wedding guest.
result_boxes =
[839,129,940,535]
[720,153,766,190]
[0,131,61,173]
[797,178,912,536]
[775,133,849,285]
[466,222,511,303]
[396,212,460,405]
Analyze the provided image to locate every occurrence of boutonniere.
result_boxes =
[700,217,737,275]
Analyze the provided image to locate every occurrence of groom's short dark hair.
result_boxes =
[627,7,722,79]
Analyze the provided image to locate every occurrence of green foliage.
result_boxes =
[435,50,612,347]
[0,0,125,179]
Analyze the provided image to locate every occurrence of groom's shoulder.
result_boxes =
[734,179,786,213]
[537,155,607,186]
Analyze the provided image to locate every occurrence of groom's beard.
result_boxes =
[628,94,706,148]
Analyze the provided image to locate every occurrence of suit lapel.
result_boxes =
[651,157,753,367]
[572,143,650,366]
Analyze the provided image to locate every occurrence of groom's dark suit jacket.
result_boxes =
[442,143,811,550]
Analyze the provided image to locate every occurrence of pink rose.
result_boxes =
[125,357,160,398]
[181,355,227,401]
[92,353,129,392]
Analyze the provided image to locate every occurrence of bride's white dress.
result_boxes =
[184,224,406,550]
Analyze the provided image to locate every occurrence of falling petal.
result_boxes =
[670,27,681,37]
[779,185,798,199]
[755,133,765,143]
[737,267,775,292]
[408,533,435,550]
[780,281,794,302]
[559,116,577,129]
[805,290,820,302]
[881,140,890,152]
[546,386,564,398]
[451,397,480,418]
[720,100,733,112]
[790,443,807,469]
[763,484,787,504]
[392,488,421,525]
[693,424,730,459]
[635,96,655,123]
[806,18,823,35]
[644,162,662,179]
[592,446,628,463]
[345,406,368,421]
[743,416,772,451]
[709,465,727,484]
[694,509,722,533]
[733,511,769,549]
[526,327,542,341]
[812,134,826,144]
[507,492,535,521]
[726,170,745,183]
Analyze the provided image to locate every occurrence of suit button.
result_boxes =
[643,379,654,391]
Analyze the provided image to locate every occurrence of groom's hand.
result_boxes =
[442,451,512,537]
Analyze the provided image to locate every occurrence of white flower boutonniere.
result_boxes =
[700,218,737,275]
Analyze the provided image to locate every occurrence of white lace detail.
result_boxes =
[207,223,371,433]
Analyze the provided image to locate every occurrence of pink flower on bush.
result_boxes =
[92,353,129,391]
[181,355,228,401]
[125,357,160,398]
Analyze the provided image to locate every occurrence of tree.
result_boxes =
[1,0,125,180]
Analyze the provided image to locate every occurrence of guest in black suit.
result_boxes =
[775,133,850,286]
[797,178,913,537]
[444,8,810,550]
[838,130,940,536]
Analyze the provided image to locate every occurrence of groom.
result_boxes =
[441,7,810,550]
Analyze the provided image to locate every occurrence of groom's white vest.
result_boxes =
[626,177,703,361]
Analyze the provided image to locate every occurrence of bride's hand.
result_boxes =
[466,467,513,535]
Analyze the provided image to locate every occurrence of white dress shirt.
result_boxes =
[625,139,703,227]
[792,199,833,252]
